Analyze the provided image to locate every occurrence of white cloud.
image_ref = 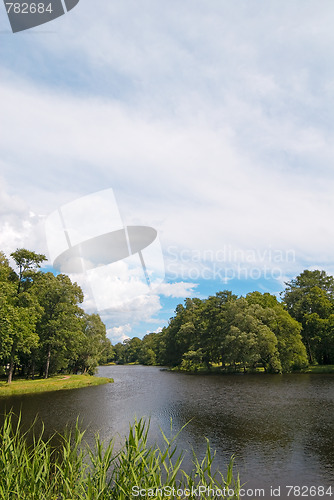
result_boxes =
[107,324,132,344]
[156,281,198,298]
[2,77,333,265]
[1,0,334,335]
[0,176,47,257]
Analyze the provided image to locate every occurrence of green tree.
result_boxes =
[32,272,84,378]
[73,313,110,374]
[161,298,203,366]
[124,337,142,363]
[282,270,334,363]
[0,253,13,364]
[1,250,41,383]
[180,349,204,371]
[139,346,156,365]
[113,342,126,364]
[223,298,281,372]
[10,248,46,294]
[199,291,237,368]
[246,292,308,371]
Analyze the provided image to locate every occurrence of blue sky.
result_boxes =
[1,1,334,342]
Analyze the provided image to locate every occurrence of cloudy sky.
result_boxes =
[1,1,334,342]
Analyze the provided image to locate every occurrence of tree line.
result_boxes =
[0,249,113,383]
[2,248,334,378]
[111,270,334,373]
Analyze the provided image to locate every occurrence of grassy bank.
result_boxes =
[0,374,113,397]
[171,364,334,375]
[301,364,334,374]
[0,413,240,499]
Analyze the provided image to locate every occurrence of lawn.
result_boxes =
[0,374,113,397]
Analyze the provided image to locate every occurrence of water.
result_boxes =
[1,365,334,499]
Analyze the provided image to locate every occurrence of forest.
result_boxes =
[0,249,113,383]
[112,270,334,373]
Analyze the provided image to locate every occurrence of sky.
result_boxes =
[1,1,334,343]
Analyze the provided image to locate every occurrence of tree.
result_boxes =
[180,349,204,371]
[0,253,13,364]
[161,298,204,366]
[32,272,84,378]
[1,250,40,383]
[72,313,111,374]
[282,270,334,363]
[113,342,126,364]
[223,298,281,373]
[124,337,142,363]
[246,292,308,371]
[139,346,156,366]
[199,291,237,367]
[1,248,113,380]
[10,248,46,294]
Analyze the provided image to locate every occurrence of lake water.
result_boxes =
[1,365,334,499]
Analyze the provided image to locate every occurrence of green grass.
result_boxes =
[0,413,240,499]
[0,374,113,397]
[172,363,266,375]
[174,363,334,375]
[301,364,334,374]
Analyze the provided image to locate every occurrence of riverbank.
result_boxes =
[0,374,113,397]
[170,364,334,375]
[302,364,334,373]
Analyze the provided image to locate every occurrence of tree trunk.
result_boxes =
[45,348,51,379]
[7,357,14,384]
[307,341,313,364]
[7,344,16,384]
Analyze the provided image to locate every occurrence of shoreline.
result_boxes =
[168,364,334,375]
[102,363,334,375]
[0,374,113,398]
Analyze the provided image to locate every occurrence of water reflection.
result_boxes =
[0,366,333,498]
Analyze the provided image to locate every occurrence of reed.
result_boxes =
[0,413,240,499]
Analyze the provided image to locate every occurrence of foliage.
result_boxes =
[31,272,84,378]
[246,292,308,371]
[111,289,309,374]
[0,413,240,499]
[282,270,334,364]
[2,247,332,378]
[0,251,40,383]
[150,290,305,373]
[10,248,46,294]
[180,349,204,372]
[0,249,113,383]
[72,314,112,375]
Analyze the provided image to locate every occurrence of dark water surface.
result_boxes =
[1,365,334,499]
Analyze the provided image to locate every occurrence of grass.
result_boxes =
[0,374,113,397]
[173,363,334,375]
[0,413,240,499]
[172,364,266,375]
[301,364,334,374]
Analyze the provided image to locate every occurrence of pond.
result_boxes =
[1,365,334,499]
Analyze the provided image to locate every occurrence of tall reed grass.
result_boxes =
[0,412,240,499]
